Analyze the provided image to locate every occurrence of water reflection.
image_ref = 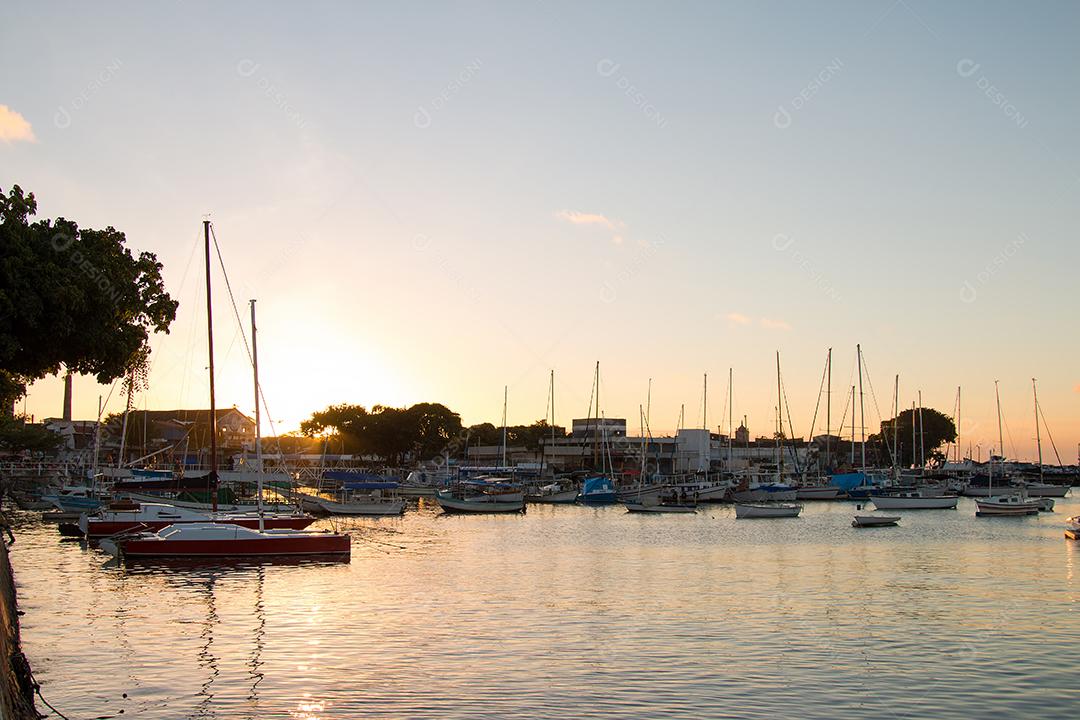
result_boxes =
[195,575,220,718]
[9,500,1080,720]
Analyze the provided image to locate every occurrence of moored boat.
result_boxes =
[734,503,802,519]
[870,490,959,510]
[435,480,526,513]
[99,522,351,558]
[975,495,1042,516]
[852,515,900,527]
[79,501,315,538]
[625,501,697,514]
[579,476,618,505]
[1065,516,1080,540]
[796,485,842,500]
[525,481,580,504]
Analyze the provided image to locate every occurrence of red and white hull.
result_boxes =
[79,502,315,538]
[100,523,350,558]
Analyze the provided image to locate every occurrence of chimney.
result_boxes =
[63,372,73,421]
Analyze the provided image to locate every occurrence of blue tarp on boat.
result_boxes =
[831,472,871,491]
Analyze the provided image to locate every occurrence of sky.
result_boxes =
[1,1,1077,462]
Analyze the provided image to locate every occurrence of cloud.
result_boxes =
[0,105,36,143]
[726,312,752,326]
[555,210,623,231]
[760,317,792,330]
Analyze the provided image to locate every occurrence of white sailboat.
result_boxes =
[976,381,1042,517]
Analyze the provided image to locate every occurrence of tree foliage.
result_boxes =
[0,185,178,413]
[301,402,463,464]
[870,407,957,467]
[0,415,62,453]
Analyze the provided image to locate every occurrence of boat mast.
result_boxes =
[250,299,264,531]
[825,349,832,473]
[857,344,866,476]
[776,352,784,481]
[203,220,219,514]
[910,401,916,469]
[728,368,734,475]
[995,380,1004,480]
[956,386,962,464]
[850,385,856,465]
[501,385,508,468]
[917,390,925,469]
[892,374,899,480]
[1033,378,1043,483]
[703,372,708,481]
[596,360,604,472]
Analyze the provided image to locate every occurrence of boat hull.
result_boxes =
[734,503,802,519]
[526,489,580,504]
[435,494,525,513]
[870,495,958,510]
[852,515,900,527]
[732,489,798,503]
[624,502,697,514]
[83,516,314,538]
[796,486,841,500]
[112,533,351,557]
[1023,484,1069,498]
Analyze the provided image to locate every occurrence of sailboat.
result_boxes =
[101,221,350,559]
[975,381,1043,517]
[578,362,617,504]
[525,370,580,504]
[734,352,802,518]
[436,386,527,513]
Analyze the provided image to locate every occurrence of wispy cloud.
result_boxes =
[0,105,35,143]
[760,317,791,330]
[556,209,626,244]
[726,312,752,326]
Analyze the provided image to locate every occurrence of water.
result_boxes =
[9,497,1080,719]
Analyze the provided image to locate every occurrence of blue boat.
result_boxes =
[579,476,617,505]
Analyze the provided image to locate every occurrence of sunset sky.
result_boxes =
[2,2,1077,461]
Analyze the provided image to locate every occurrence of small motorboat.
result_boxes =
[1064,516,1080,540]
[852,515,900,528]
[625,501,697,514]
[795,485,842,501]
[975,494,1042,517]
[734,503,802,519]
[525,481,580,504]
[99,522,351,559]
[870,489,958,510]
[578,476,618,505]
[435,480,526,513]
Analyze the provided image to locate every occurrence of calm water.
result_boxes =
[9,497,1080,719]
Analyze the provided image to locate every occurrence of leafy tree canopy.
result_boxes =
[870,407,957,467]
[301,402,463,464]
[0,185,178,412]
[0,415,62,453]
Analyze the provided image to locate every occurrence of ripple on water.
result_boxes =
[8,497,1080,719]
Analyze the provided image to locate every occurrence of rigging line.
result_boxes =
[208,224,285,456]
[836,383,853,447]
[859,352,894,464]
[807,352,829,445]
[1002,413,1019,460]
[779,371,801,474]
[1037,400,1064,466]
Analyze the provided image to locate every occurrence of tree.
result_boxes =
[301,402,463,464]
[0,415,62,453]
[0,185,178,413]
[871,407,957,468]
